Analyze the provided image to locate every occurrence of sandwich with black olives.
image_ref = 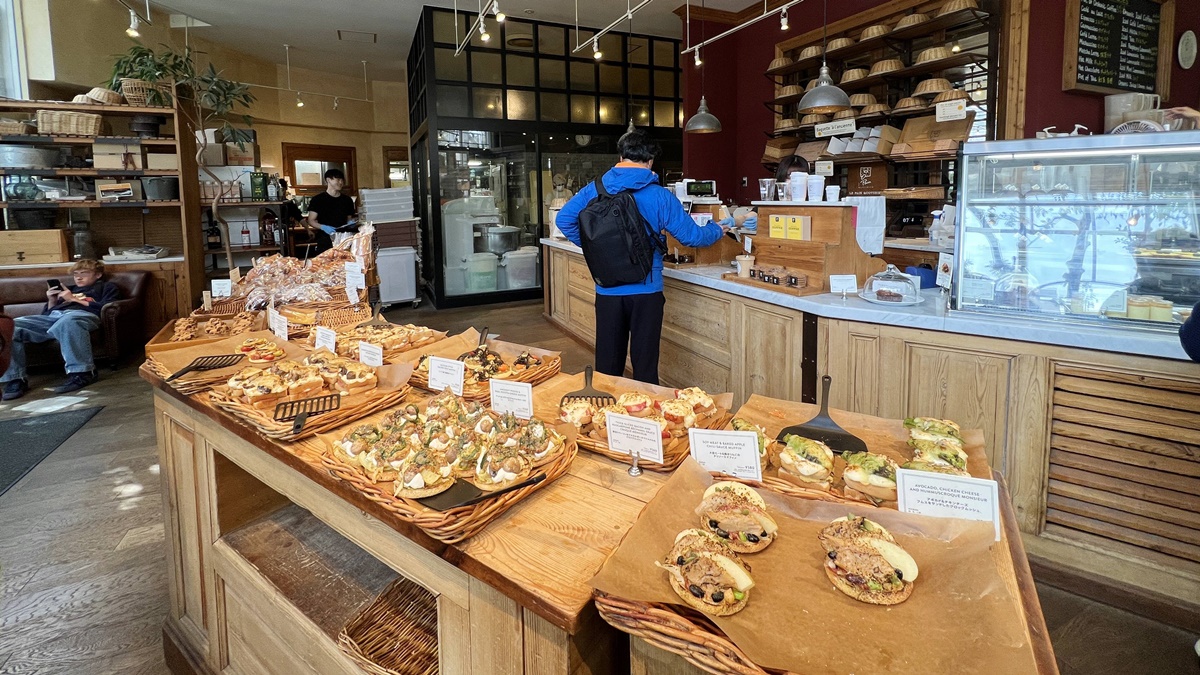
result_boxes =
[695,482,779,553]
[817,515,918,605]
[656,529,755,616]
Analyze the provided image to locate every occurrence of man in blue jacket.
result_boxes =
[555,130,726,384]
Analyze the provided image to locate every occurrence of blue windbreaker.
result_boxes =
[555,164,724,296]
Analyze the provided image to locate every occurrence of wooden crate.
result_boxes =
[0,229,69,264]
[751,204,886,293]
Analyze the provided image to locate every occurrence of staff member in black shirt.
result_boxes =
[305,168,357,254]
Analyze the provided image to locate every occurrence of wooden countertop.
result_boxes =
[142,368,666,635]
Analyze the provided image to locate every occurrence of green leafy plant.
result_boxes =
[110,44,257,270]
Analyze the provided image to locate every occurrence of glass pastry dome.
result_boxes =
[862,264,922,303]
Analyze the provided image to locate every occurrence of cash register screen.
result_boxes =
[686,181,716,197]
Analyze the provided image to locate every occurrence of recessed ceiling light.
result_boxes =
[523,8,535,14]
[337,30,377,43]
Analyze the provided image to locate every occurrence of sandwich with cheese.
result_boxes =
[393,447,455,498]
[617,392,654,417]
[474,442,532,492]
[773,434,835,490]
[696,482,779,553]
[730,418,771,469]
[517,419,564,468]
[904,417,962,440]
[675,387,717,417]
[818,516,918,605]
[658,398,696,437]
[900,459,969,477]
[908,429,969,472]
[841,451,900,502]
[656,529,754,616]
[559,399,596,428]
[334,424,382,465]
[358,432,413,483]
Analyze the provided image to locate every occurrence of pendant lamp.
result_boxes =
[797,0,850,115]
[684,1,721,133]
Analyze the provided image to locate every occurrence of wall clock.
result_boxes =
[1179,30,1197,70]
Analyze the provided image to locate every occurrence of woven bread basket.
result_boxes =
[338,576,438,675]
[774,117,799,131]
[938,0,980,16]
[0,118,32,134]
[893,96,927,113]
[798,45,823,60]
[933,88,970,104]
[800,114,830,126]
[779,84,803,99]
[36,110,102,136]
[869,58,904,76]
[914,77,953,96]
[86,87,122,105]
[840,68,868,84]
[849,93,877,108]
[119,78,163,107]
[860,24,890,41]
[860,102,892,116]
[833,109,857,121]
[826,37,855,52]
[894,13,930,30]
[71,94,93,104]
[805,78,819,92]
[768,57,793,71]
[916,46,952,64]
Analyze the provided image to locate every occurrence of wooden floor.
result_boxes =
[0,299,1195,675]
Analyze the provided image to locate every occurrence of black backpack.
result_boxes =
[577,178,666,288]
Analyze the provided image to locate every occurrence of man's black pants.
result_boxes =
[593,292,665,385]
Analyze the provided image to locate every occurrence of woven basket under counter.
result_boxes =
[338,576,439,675]
[36,110,102,136]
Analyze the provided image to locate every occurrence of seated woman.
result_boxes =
[1,259,120,400]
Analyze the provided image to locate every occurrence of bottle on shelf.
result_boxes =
[240,222,251,246]
[260,210,277,246]
[206,222,222,250]
[267,174,280,201]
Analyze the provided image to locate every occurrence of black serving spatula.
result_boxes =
[166,353,245,382]
[273,393,342,434]
[775,375,868,455]
[559,365,617,409]
[416,473,546,511]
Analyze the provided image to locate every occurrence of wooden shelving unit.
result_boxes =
[0,98,203,337]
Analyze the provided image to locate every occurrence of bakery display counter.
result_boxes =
[881,237,950,270]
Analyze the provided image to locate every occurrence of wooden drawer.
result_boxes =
[0,229,69,264]
[566,255,594,295]
[567,290,596,341]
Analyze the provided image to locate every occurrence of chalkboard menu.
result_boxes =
[1064,0,1173,96]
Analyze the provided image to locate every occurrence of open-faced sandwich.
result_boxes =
[675,387,717,417]
[381,403,424,430]
[248,341,286,363]
[696,481,779,553]
[393,447,455,498]
[474,442,531,492]
[226,366,265,394]
[842,451,900,502]
[908,429,969,472]
[774,434,835,490]
[239,337,266,353]
[818,516,918,605]
[515,418,564,468]
[617,392,654,418]
[658,398,696,437]
[334,361,378,395]
[358,432,413,483]
[240,372,287,410]
[559,399,595,428]
[511,351,542,374]
[656,528,755,617]
[730,418,771,469]
[445,432,483,478]
[588,404,627,440]
[334,424,382,465]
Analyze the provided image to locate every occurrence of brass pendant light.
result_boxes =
[797,0,851,115]
[685,0,722,134]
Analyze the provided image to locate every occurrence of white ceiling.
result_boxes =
[151,0,752,82]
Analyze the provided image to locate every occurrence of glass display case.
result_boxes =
[954,132,1200,329]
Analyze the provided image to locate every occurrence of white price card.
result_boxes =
[345,261,364,276]
[267,309,288,341]
[427,356,465,396]
[346,285,362,305]
[828,274,858,294]
[345,270,367,290]
[935,99,968,122]
[896,469,1002,541]
[814,160,835,177]
[606,412,665,464]
[358,341,384,367]
[936,253,955,288]
[489,380,534,420]
[688,429,762,482]
[201,291,213,312]
[816,119,856,138]
[211,279,232,298]
[314,326,337,353]
[743,235,753,254]
[229,267,241,284]
[1102,288,1128,314]
[960,277,996,302]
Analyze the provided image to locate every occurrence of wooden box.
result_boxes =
[0,229,69,264]
[750,204,885,293]
[146,153,180,170]
[848,162,889,196]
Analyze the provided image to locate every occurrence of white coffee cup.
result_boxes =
[807,175,826,202]
[825,185,841,202]
[789,172,808,202]
[735,254,755,278]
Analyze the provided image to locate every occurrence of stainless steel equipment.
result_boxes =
[0,145,60,169]
[473,223,520,255]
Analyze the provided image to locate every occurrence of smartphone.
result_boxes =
[47,279,63,291]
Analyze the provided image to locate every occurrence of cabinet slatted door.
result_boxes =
[660,279,733,395]
[1046,364,1200,581]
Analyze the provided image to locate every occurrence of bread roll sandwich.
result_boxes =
[730,418,771,469]
[773,434,835,490]
[818,516,918,605]
[675,387,717,417]
[657,398,696,437]
[841,451,900,501]
[617,392,654,417]
[656,529,755,616]
[559,399,595,428]
[907,429,969,472]
[696,482,779,553]
[904,417,962,440]
[901,459,969,477]
[393,447,455,498]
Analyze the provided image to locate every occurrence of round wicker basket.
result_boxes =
[768,57,793,71]
[826,37,855,52]
[860,24,890,41]
[915,46,952,64]
[849,93,877,108]
[914,77,953,97]
[933,88,970,104]
[938,0,980,16]
[798,45,823,60]
[840,68,868,84]
[894,13,930,30]
[860,102,892,117]
[800,114,830,127]
[86,87,122,105]
[833,109,857,121]
[893,96,927,113]
[779,84,803,99]
[869,59,904,76]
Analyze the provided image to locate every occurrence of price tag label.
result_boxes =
[346,285,362,305]
[314,326,337,353]
[896,469,1002,541]
[358,341,384,367]
[935,99,968,122]
[1103,288,1128,314]
[345,261,364,276]
[605,413,665,464]
[428,356,465,396]
[743,235,753,254]
[201,291,212,312]
[489,380,534,419]
[828,274,858,294]
[229,267,241,284]
[346,270,367,291]
[267,309,288,341]
[961,277,996,302]
[936,253,955,289]
[816,119,857,137]
[688,429,762,481]
[814,160,835,177]
[211,279,232,298]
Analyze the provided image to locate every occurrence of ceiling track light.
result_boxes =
[333,97,340,110]
[951,41,962,53]
[781,8,789,31]
[593,38,602,60]
[682,0,803,60]
[126,9,140,38]
[296,93,304,108]
[493,1,505,22]
[694,50,702,67]
[480,17,490,42]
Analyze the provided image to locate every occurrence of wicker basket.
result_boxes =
[869,59,904,76]
[839,68,868,85]
[915,46,952,64]
[860,24,890,40]
[0,118,33,134]
[914,77,953,97]
[36,110,102,136]
[779,84,803,99]
[798,45,823,60]
[86,87,123,105]
[119,78,155,106]
[893,96,928,113]
[894,13,930,30]
[833,109,857,122]
[860,102,892,117]
[938,0,980,16]
[767,57,793,71]
[338,576,438,675]
[799,114,829,127]
[848,93,877,108]
[804,78,819,92]
[933,88,970,104]
[826,37,855,52]
[209,385,412,441]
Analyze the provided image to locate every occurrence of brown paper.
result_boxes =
[532,371,735,422]
[144,312,267,354]
[149,330,307,381]
[397,328,562,365]
[591,458,1038,675]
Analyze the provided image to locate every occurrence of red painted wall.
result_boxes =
[684,1,1200,203]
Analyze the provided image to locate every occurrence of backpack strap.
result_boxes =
[593,178,609,197]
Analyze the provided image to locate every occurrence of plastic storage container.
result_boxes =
[466,252,498,292]
[377,246,417,304]
[501,247,540,289]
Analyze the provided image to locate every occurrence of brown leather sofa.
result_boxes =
[0,271,148,368]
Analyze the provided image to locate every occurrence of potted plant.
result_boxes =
[108,44,169,107]
[111,44,256,271]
